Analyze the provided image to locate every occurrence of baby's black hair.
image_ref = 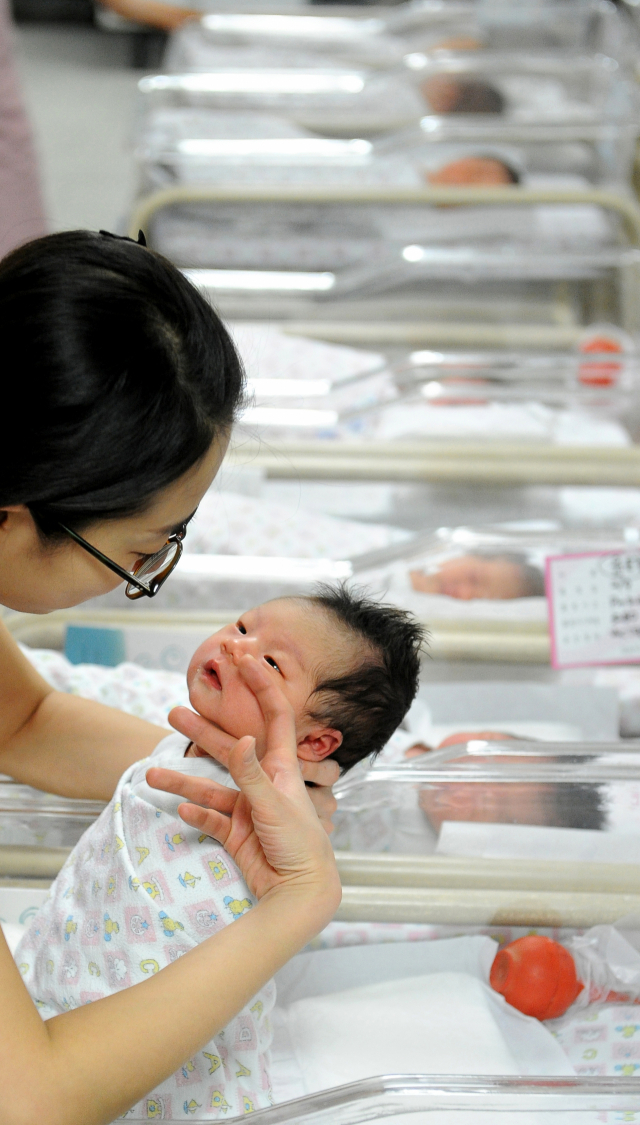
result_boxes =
[475,154,520,184]
[471,551,545,598]
[302,584,425,772]
[451,80,505,115]
[550,783,605,831]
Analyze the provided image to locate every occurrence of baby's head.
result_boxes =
[187,585,424,772]
[427,155,520,187]
[421,75,505,116]
[410,552,545,601]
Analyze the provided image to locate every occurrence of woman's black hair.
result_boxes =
[0,230,244,539]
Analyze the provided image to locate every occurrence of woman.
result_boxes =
[0,230,340,1124]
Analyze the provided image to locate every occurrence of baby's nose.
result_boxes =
[222,634,256,660]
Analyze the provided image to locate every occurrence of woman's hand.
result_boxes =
[146,655,341,908]
[164,699,339,834]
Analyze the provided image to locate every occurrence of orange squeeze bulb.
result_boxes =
[489,935,584,1020]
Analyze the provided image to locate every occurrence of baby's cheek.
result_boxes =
[220,691,267,746]
[224,707,266,745]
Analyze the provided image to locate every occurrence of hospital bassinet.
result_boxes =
[149,1076,640,1125]
[136,111,638,204]
[2,862,640,1119]
[137,52,638,139]
[129,186,640,353]
[163,0,634,73]
[11,488,640,668]
[2,732,639,928]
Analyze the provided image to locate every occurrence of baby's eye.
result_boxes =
[264,656,281,673]
[237,622,247,635]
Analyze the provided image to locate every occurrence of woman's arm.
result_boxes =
[0,620,167,799]
[98,0,201,31]
[0,658,341,1125]
[0,620,339,815]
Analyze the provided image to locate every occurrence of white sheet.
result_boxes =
[371,403,629,446]
[437,821,640,864]
[286,972,522,1091]
[271,937,572,1106]
[184,488,408,560]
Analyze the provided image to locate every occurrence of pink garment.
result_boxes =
[0,0,46,258]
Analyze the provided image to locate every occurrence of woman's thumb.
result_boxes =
[228,736,263,790]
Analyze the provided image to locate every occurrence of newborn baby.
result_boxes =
[16,586,423,1120]
[421,75,505,115]
[410,552,545,601]
[426,155,519,187]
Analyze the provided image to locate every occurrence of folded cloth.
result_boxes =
[282,969,570,1094]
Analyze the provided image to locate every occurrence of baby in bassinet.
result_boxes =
[16,586,423,1121]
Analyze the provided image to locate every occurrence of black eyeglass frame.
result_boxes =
[58,517,193,599]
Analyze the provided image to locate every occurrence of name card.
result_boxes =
[546,549,640,668]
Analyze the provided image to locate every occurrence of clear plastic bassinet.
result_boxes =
[137,51,639,138]
[154,1075,640,1125]
[163,0,633,73]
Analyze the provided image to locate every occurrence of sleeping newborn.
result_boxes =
[409,552,545,601]
[421,75,505,115]
[15,586,423,1120]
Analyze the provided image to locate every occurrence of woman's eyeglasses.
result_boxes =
[58,515,194,600]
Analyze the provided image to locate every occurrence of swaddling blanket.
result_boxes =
[15,734,274,1120]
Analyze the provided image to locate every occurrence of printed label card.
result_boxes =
[546,549,640,668]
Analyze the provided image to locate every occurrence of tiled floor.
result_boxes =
[12,22,142,233]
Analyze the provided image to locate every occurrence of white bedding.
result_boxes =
[270,937,572,1104]
[184,488,409,561]
[284,974,522,1090]
[437,821,640,865]
[370,402,629,446]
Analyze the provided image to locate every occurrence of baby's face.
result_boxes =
[187,599,341,759]
[427,156,513,187]
[410,556,526,600]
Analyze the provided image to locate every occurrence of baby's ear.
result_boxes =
[297,727,343,762]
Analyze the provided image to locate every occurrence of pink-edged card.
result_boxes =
[546,548,640,668]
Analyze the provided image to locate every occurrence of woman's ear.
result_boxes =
[297,727,343,762]
[0,506,36,541]
[0,505,29,530]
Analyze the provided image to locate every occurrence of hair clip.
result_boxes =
[99,229,147,248]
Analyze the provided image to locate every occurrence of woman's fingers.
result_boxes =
[299,758,340,788]
[224,736,270,800]
[145,766,238,815]
[304,781,338,833]
[236,656,299,779]
[168,706,237,766]
[177,801,232,846]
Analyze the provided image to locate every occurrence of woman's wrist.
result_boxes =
[257,871,342,947]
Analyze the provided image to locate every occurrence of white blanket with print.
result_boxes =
[15,734,274,1121]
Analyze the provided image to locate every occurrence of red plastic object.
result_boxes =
[489,935,584,1020]
[578,334,623,387]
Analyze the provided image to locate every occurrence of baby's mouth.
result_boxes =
[203,660,222,691]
